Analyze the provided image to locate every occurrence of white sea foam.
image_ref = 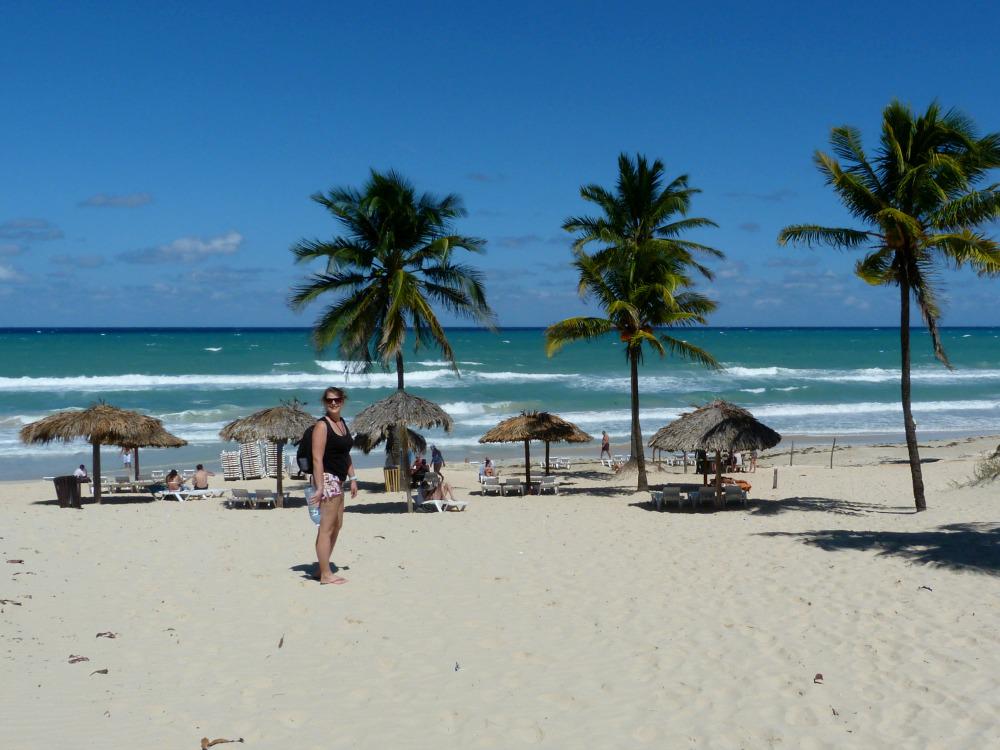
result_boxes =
[740,388,767,394]
[0,369,462,392]
[204,347,223,352]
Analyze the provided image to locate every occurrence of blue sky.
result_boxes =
[2,0,999,328]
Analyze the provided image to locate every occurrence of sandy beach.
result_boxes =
[2,435,998,749]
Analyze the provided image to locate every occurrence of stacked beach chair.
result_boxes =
[264,441,282,478]
[220,450,242,481]
[239,442,263,480]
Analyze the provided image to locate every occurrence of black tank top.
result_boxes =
[319,417,354,480]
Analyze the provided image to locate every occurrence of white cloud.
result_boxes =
[119,231,243,264]
[78,192,153,208]
[0,218,63,242]
[0,263,24,281]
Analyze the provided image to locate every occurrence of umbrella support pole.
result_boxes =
[133,448,139,482]
[714,449,722,508]
[93,442,102,504]
[524,440,531,486]
[544,441,550,476]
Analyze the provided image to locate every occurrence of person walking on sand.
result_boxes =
[310,386,357,585]
[600,431,611,461]
[430,444,445,475]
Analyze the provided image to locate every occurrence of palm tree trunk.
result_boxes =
[630,351,648,491]
[900,278,927,512]
[396,352,404,390]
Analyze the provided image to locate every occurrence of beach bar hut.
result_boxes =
[648,400,780,503]
[479,411,592,486]
[19,403,187,503]
[351,389,453,513]
[219,400,315,506]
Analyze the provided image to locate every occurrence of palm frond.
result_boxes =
[778,225,872,249]
[544,317,613,356]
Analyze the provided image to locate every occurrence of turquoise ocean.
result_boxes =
[1,327,998,480]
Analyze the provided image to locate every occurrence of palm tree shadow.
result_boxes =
[751,496,915,517]
[759,523,1000,574]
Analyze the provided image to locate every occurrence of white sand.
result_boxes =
[2,436,998,748]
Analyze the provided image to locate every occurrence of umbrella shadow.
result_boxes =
[31,493,157,506]
[750,496,915,517]
[758,522,1000,574]
[344,499,412,514]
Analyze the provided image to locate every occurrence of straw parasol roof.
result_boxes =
[219,400,316,503]
[351,389,453,449]
[479,411,592,483]
[355,427,427,456]
[218,400,315,444]
[20,402,187,503]
[647,400,781,453]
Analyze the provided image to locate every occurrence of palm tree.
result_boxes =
[778,101,1000,511]
[289,169,496,389]
[546,153,723,491]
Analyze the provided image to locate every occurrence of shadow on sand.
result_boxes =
[749,496,915,517]
[31,493,157,507]
[758,522,1000,575]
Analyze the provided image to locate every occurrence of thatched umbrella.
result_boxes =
[354,427,426,457]
[479,411,593,485]
[119,423,187,482]
[19,403,187,503]
[219,400,315,506]
[351,389,453,513]
[648,400,781,500]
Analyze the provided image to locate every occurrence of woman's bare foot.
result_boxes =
[320,574,347,585]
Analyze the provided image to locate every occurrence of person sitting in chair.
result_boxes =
[165,469,183,491]
[424,476,458,503]
[192,464,215,490]
[410,456,429,487]
[483,457,496,477]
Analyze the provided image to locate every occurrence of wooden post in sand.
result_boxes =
[772,467,778,489]
[829,437,837,469]
[789,441,795,466]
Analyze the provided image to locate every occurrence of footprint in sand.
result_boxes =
[276,709,309,728]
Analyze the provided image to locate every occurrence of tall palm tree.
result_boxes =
[779,101,1000,511]
[546,153,723,491]
[289,169,496,389]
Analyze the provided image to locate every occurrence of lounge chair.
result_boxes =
[651,486,683,510]
[500,477,524,497]
[227,488,252,509]
[481,476,502,496]
[538,475,559,495]
[150,469,164,480]
[724,484,748,507]
[253,489,276,509]
[689,486,721,508]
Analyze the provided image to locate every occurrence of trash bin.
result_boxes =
[53,475,82,509]
[383,466,401,493]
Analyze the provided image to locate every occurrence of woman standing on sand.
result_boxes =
[311,386,357,585]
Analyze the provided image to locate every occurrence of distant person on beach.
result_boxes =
[73,464,89,481]
[600,431,611,460]
[483,457,495,477]
[165,469,183,491]
[310,386,357,586]
[431,445,445,474]
[192,464,214,489]
[750,450,758,473]
[121,447,132,476]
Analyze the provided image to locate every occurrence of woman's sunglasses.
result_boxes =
[325,397,344,404]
